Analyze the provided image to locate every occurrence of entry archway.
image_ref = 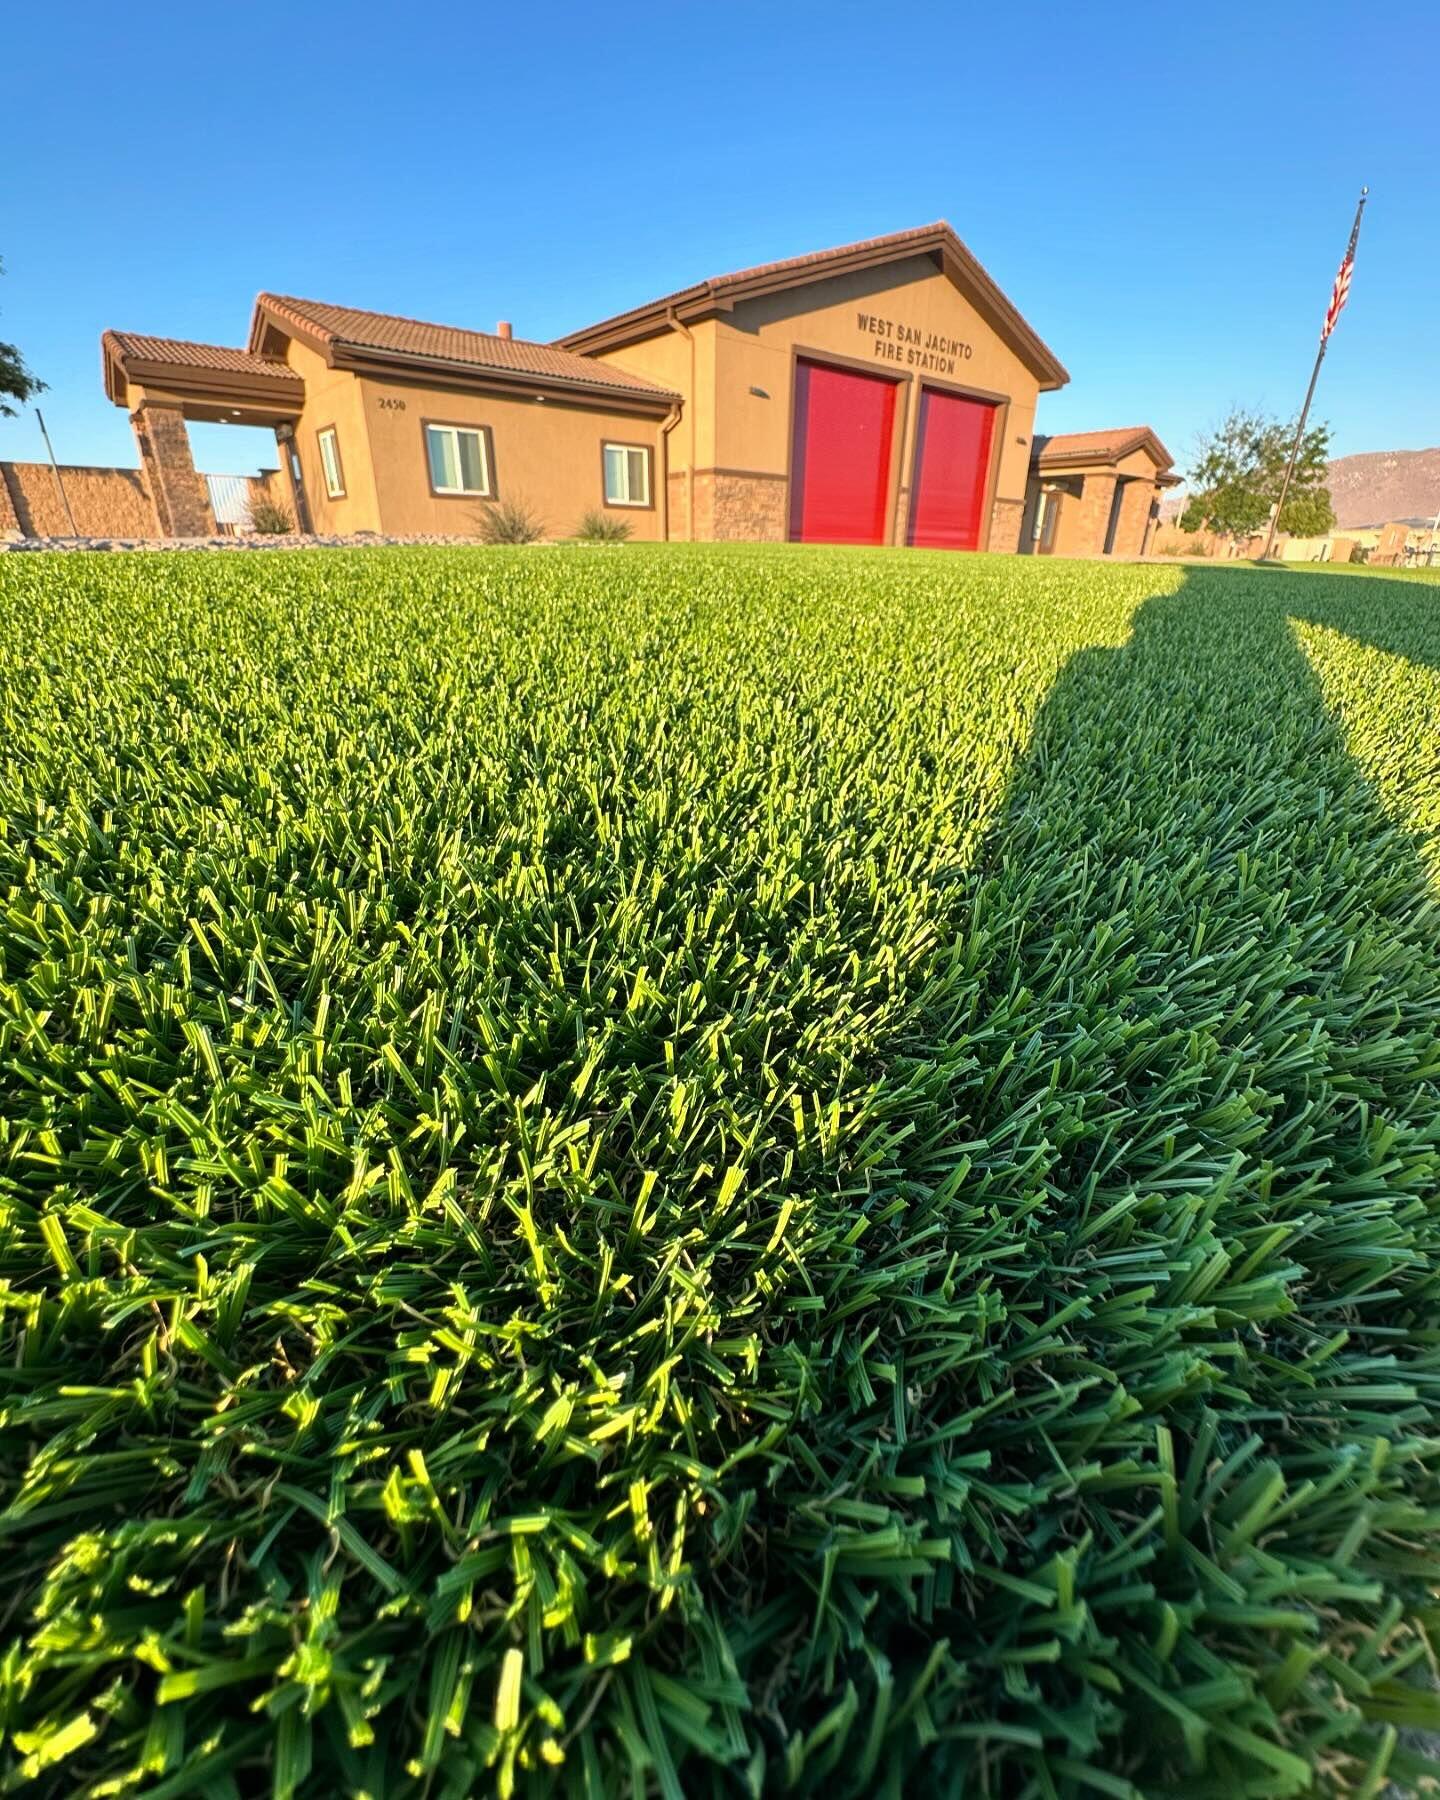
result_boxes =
[102,333,308,537]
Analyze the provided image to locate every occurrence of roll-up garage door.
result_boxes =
[907,386,997,551]
[788,359,898,545]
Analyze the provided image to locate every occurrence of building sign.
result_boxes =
[857,312,973,375]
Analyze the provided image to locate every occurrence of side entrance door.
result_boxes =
[788,358,899,545]
[907,386,997,551]
[1039,488,1062,554]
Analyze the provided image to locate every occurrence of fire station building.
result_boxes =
[100,223,1174,554]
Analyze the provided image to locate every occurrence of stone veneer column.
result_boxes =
[0,465,22,536]
[690,471,717,541]
[1115,478,1155,557]
[1073,474,1118,557]
[989,497,1025,553]
[709,472,789,541]
[130,403,214,538]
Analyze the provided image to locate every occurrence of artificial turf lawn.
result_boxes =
[2,546,1440,1797]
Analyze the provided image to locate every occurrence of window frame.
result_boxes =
[316,425,346,500]
[421,420,496,499]
[601,440,653,510]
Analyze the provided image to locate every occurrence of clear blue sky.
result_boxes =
[3,0,1435,479]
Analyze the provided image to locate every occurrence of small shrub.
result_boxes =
[247,497,294,535]
[576,510,631,543]
[1154,530,1215,558]
[476,497,544,544]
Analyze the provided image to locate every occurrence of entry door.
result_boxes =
[1039,490,1061,554]
[788,359,898,545]
[907,387,997,551]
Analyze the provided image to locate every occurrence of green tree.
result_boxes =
[1180,408,1335,542]
[0,258,44,418]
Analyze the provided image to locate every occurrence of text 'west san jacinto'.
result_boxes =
[856,312,974,374]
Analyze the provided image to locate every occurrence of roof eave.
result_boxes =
[1034,429,1176,474]
[558,225,1070,389]
[101,333,127,407]
[555,287,713,357]
[102,330,304,412]
[933,238,1068,390]
[332,342,679,411]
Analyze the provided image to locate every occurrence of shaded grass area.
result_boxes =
[1,547,1439,1797]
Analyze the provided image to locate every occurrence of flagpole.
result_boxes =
[34,408,79,538]
[1261,187,1367,563]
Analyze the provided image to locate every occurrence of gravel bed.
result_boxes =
[0,532,516,554]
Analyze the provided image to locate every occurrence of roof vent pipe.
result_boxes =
[497,321,513,339]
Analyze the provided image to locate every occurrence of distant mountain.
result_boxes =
[1326,447,1440,529]
[1158,490,1188,524]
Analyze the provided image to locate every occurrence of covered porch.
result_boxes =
[1021,427,1180,558]
[101,333,308,536]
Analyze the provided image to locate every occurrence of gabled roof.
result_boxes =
[102,331,304,409]
[557,222,1069,390]
[1032,426,1176,472]
[250,294,680,406]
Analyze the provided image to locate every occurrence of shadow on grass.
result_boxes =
[940,559,1440,1791]
[968,558,1440,1309]
[981,560,1440,1075]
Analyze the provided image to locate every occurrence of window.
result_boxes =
[425,423,493,496]
[316,426,345,499]
[603,442,651,508]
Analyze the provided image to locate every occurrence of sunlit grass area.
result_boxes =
[2,545,1439,1798]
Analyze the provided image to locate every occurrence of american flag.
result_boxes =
[1321,249,1354,344]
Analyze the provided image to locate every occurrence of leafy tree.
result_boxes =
[0,258,43,418]
[1180,407,1334,542]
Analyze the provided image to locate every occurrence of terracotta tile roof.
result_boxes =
[253,295,678,401]
[623,222,955,321]
[558,221,1069,389]
[103,332,301,382]
[1033,427,1175,470]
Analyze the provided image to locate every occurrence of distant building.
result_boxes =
[1369,518,1439,566]
[1251,520,1437,566]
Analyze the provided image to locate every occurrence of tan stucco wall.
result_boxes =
[1112,446,1160,481]
[598,256,1041,548]
[281,336,383,534]
[0,462,157,537]
[591,324,713,540]
[356,375,667,540]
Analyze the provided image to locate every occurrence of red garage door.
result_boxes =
[907,387,997,551]
[788,359,898,545]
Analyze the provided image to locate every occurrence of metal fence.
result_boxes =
[206,474,253,533]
